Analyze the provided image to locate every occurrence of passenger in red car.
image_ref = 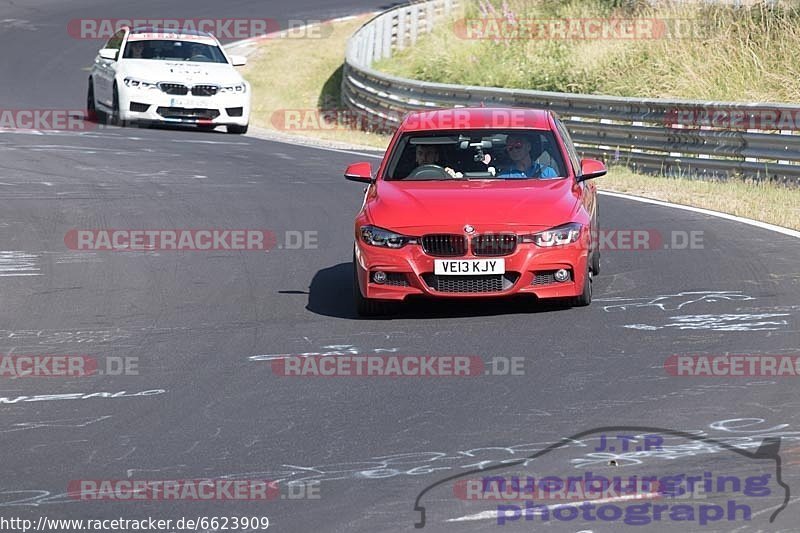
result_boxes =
[499,134,558,178]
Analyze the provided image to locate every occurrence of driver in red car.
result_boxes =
[415,144,441,166]
[412,144,460,178]
[499,134,558,178]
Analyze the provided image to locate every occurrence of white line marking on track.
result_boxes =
[170,139,248,145]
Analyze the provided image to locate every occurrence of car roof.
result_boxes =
[130,26,213,37]
[397,107,554,133]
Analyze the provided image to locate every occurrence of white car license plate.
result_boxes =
[434,259,505,275]
[169,98,206,108]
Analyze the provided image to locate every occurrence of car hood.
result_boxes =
[118,60,244,85]
[366,179,581,232]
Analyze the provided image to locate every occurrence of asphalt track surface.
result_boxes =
[1,1,799,532]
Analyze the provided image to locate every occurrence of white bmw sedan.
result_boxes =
[88,27,251,134]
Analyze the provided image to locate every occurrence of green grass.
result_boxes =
[242,15,391,149]
[601,167,800,230]
[377,0,800,101]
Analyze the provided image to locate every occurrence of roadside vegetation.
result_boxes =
[605,167,800,230]
[243,15,390,149]
[376,0,800,102]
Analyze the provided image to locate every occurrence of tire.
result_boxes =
[591,248,600,275]
[86,79,105,123]
[353,254,398,317]
[591,205,600,275]
[111,85,127,127]
[227,124,248,134]
[572,268,592,307]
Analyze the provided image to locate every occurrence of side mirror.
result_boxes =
[577,158,607,182]
[98,48,118,61]
[229,55,247,67]
[344,162,374,183]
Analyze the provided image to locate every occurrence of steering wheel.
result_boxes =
[407,164,450,179]
[190,54,209,62]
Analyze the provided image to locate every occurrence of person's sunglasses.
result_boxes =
[506,141,525,150]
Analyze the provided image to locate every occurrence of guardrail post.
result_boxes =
[396,10,406,51]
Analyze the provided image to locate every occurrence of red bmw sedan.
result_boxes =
[345,107,606,316]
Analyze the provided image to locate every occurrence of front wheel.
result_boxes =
[111,85,127,127]
[227,124,248,134]
[591,248,600,275]
[590,206,600,275]
[86,79,103,123]
[572,269,592,307]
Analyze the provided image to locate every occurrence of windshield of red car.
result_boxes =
[384,130,567,181]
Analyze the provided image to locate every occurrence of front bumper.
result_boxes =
[354,237,589,302]
[117,85,250,126]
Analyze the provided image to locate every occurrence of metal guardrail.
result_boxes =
[342,0,800,183]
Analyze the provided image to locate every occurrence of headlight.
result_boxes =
[522,223,583,247]
[123,77,158,90]
[360,225,416,249]
[220,83,246,94]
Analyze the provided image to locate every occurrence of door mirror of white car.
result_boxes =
[229,55,247,67]
[98,48,118,61]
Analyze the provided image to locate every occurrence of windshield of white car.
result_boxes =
[384,130,567,181]
[122,40,228,63]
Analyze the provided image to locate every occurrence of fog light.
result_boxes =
[372,271,387,284]
[554,269,570,282]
